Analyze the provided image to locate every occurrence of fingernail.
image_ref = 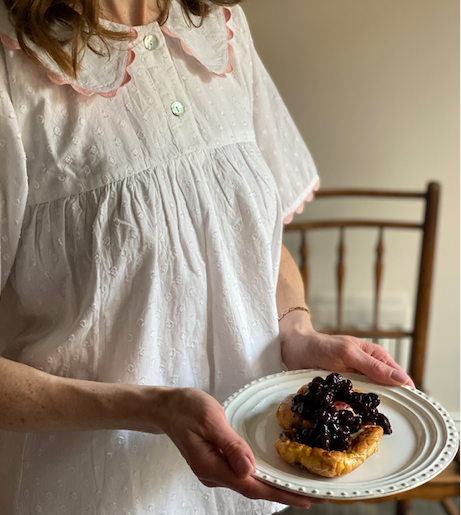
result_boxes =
[390,369,408,384]
[235,456,253,478]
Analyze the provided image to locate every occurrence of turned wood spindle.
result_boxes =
[300,231,309,304]
[337,228,345,330]
[373,228,385,331]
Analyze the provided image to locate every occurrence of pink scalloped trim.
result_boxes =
[0,32,21,50]
[283,178,321,224]
[0,28,137,98]
[46,46,135,98]
[161,6,234,77]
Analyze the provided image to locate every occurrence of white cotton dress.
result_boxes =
[0,2,319,514]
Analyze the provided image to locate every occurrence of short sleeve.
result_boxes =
[0,45,28,293]
[238,10,320,223]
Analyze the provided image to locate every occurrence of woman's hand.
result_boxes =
[279,311,415,387]
[276,244,414,387]
[158,387,324,508]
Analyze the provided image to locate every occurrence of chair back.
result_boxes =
[284,182,440,390]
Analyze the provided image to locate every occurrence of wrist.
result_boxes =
[105,383,174,434]
[278,308,316,343]
[278,310,317,370]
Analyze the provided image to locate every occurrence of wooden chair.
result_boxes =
[283,182,460,515]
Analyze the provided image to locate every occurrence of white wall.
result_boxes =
[243,0,460,412]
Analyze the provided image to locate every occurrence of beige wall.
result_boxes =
[243,0,460,412]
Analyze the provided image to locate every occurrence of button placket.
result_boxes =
[140,27,200,149]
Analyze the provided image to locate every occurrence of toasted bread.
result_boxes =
[275,424,383,477]
[275,378,387,477]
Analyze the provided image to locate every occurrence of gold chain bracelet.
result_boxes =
[278,306,311,322]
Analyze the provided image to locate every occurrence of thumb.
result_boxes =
[354,348,408,386]
[210,420,256,479]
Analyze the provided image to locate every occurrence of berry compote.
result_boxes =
[292,373,392,451]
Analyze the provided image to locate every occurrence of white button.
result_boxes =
[171,101,185,116]
[143,35,159,51]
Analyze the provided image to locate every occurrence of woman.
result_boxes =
[0,0,413,513]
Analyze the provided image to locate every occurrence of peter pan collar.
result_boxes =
[0,1,234,98]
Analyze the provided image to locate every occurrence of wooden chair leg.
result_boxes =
[397,499,413,515]
[441,498,460,515]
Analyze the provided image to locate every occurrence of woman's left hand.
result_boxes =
[279,311,415,387]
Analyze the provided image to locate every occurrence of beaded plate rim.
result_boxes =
[223,369,459,501]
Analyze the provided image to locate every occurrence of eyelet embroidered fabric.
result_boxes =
[0,4,318,514]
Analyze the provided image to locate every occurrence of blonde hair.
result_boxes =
[2,0,241,79]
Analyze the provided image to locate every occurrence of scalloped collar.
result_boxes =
[0,1,233,97]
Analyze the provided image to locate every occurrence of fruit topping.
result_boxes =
[291,373,392,451]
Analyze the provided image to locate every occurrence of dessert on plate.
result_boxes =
[275,373,392,477]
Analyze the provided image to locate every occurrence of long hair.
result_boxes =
[2,0,241,79]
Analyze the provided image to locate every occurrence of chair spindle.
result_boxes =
[300,231,309,304]
[337,227,345,329]
[373,227,385,330]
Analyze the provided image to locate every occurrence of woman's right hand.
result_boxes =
[158,387,322,509]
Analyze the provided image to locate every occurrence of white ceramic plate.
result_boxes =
[223,369,459,501]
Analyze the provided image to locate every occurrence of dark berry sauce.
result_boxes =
[292,373,392,451]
